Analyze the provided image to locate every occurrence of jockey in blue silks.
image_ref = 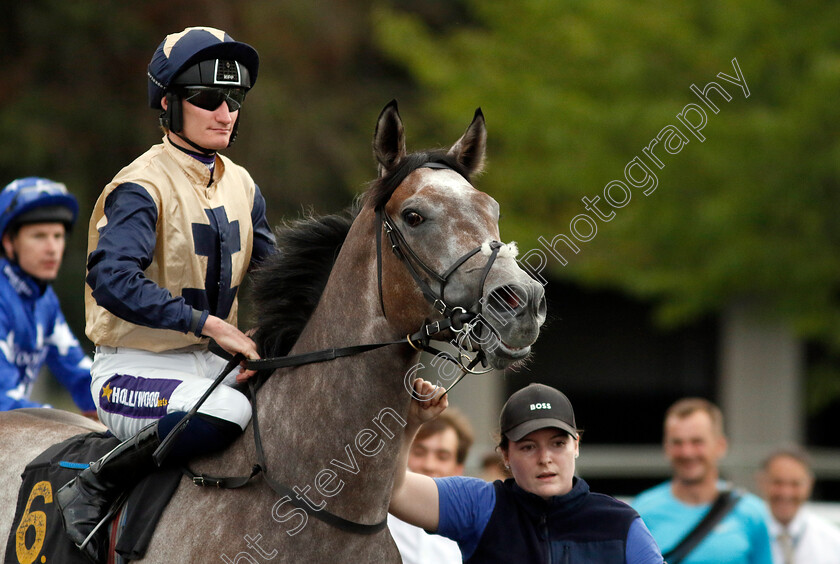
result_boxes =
[0,177,96,413]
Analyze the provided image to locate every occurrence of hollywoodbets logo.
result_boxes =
[102,381,168,409]
[99,374,180,418]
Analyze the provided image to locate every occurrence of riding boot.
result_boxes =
[55,422,161,562]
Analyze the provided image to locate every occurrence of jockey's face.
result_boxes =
[163,93,238,152]
[3,222,66,281]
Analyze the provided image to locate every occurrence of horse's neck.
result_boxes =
[252,216,419,521]
[293,210,389,346]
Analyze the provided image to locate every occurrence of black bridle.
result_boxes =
[375,162,503,320]
[163,162,508,535]
[374,162,507,375]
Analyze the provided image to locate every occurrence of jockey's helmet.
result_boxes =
[0,177,79,242]
[147,26,259,145]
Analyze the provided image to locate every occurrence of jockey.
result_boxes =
[56,27,276,561]
[0,177,96,414]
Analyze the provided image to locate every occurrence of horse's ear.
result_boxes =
[448,108,487,176]
[373,99,406,177]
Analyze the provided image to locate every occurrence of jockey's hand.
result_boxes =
[81,410,99,422]
[201,315,260,382]
[407,378,448,427]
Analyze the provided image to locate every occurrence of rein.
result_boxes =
[176,162,504,534]
[245,375,390,535]
[178,375,390,534]
[180,310,477,536]
[244,311,471,375]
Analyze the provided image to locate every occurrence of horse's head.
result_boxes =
[366,100,546,370]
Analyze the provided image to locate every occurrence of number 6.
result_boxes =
[15,480,52,564]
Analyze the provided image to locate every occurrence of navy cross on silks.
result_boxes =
[183,207,240,318]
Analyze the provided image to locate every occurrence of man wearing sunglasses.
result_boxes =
[56,27,276,561]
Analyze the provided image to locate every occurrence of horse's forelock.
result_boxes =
[364,151,471,210]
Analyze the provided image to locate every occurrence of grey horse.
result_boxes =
[0,101,546,563]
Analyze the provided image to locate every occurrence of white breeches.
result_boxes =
[90,346,251,440]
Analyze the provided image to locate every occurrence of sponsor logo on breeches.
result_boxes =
[99,374,180,418]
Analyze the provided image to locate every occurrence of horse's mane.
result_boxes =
[250,203,360,358]
[251,149,472,358]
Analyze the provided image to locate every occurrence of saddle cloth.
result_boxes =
[4,431,181,564]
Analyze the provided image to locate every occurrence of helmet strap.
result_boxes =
[228,115,240,146]
[160,92,180,132]
[171,131,218,157]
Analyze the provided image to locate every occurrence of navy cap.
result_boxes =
[147,26,259,109]
[500,383,577,441]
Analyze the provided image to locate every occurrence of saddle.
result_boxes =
[5,431,181,564]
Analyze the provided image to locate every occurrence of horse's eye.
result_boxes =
[403,210,424,227]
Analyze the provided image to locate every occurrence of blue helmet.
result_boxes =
[0,177,79,239]
[147,26,259,110]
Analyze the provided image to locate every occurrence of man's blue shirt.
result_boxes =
[632,481,773,564]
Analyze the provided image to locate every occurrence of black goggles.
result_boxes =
[180,86,247,112]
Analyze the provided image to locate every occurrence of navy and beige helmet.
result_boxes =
[0,177,78,254]
[147,26,259,147]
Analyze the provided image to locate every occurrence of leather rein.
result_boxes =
[181,162,505,534]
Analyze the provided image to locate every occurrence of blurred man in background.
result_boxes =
[388,408,474,564]
[0,177,95,414]
[758,447,840,564]
[633,397,772,563]
[479,450,511,482]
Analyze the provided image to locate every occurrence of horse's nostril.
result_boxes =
[485,285,527,320]
[500,287,521,309]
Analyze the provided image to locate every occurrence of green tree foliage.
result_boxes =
[373,0,840,350]
[5,1,839,411]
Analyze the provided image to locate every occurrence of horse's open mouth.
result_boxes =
[494,341,531,360]
[458,324,533,363]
